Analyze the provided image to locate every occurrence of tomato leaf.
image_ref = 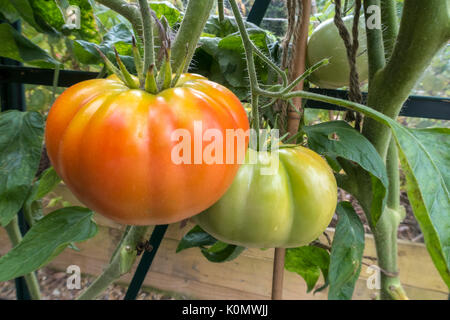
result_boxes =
[328,202,365,300]
[192,16,277,101]
[0,206,97,282]
[34,167,61,200]
[219,29,273,52]
[392,126,450,288]
[177,225,244,263]
[10,0,100,42]
[73,23,135,72]
[0,0,20,23]
[300,86,449,290]
[9,0,55,34]
[150,1,182,27]
[304,120,389,226]
[176,225,217,252]
[201,243,245,263]
[0,111,44,227]
[0,23,59,68]
[285,246,330,293]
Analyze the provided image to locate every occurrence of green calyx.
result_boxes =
[97,4,187,95]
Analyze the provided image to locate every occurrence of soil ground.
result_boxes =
[0,267,186,300]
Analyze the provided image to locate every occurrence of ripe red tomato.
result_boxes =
[45,74,249,225]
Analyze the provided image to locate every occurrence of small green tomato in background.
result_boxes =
[306,16,369,89]
[193,146,338,248]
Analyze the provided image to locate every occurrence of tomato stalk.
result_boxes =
[131,36,144,87]
[77,226,148,300]
[171,45,189,87]
[171,0,214,72]
[218,0,225,22]
[380,0,398,60]
[5,216,41,300]
[228,0,261,149]
[137,0,155,76]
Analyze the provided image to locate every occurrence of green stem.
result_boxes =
[251,41,288,87]
[380,0,399,60]
[218,0,225,22]
[138,0,155,74]
[229,0,261,147]
[258,88,391,126]
[51,64,60,104]
[77,226,148,300]
[386,137,400,210]
[372,208,407,300]
[362,0,450,159]
[94,0,142,34]
[5,216,41,300]
[171,0,214,72]
[363,0,385,84]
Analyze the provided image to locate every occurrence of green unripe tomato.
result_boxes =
[193,146,338,248]
[306,16,369,89]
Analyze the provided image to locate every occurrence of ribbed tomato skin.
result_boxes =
[45,74,249,225]
[194,147,338,248]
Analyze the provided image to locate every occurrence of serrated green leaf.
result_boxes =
[328,202,365,300]
[393,126,450,288]
[0,111,44,226]
[304,121,389,226]
[0,206,97,281]
[176,225,217,253]
[285,246,330,293]
[0,23,59,67]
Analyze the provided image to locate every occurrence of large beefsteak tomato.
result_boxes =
[45,74,249,225]
[194,146,338,248]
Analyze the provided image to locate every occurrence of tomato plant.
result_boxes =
[195,147,337,248]
[306,16,369,89]
[0,0,448,303]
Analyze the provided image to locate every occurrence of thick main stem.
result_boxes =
[77,226,148,300]
[372,208,407,300]
[360,0,449,300]
[171,0,214,72]
[5,216,41,300]
[362,0,449,159]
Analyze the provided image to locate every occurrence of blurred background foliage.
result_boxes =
[0,0,447,129]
